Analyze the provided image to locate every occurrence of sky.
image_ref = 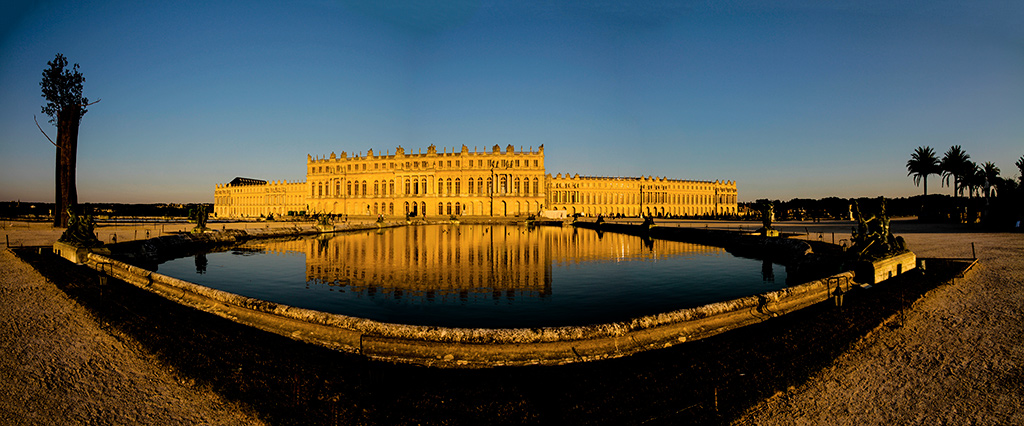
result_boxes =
[1,0,1022,204]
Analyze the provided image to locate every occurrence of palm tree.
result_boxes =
[941,145,971,198]
[964,162,984,198]
[906,146,941,196]
[1016,156,1024,185]
[982,162,1000,199]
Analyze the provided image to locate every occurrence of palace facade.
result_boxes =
[213,144,737,218]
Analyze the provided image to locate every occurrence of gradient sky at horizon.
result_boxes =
[1,0,1022,204]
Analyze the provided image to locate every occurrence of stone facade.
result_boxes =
[214,178,306,218]
[213,144,738,218]
[547,174,737,217]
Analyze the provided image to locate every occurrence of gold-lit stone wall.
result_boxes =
[213,179,307,218]
[305,144,546,218]
[213,144,738,218]
[546,174,738,217]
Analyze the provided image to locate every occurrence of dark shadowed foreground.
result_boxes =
[5,240,969,426]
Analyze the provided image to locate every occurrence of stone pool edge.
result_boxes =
[67,227,864,368]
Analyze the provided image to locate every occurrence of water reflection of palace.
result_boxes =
[245,225,725,300]
[249,226,553,300]
[548,227,724,265]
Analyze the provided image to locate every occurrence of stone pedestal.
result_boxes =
[53,241,110,265]
[856,251,917,284]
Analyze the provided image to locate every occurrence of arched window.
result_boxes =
[439,178,445,194]
[446,202,452,215]
[374,180,379,196]
[404,201,410,215]
[500,175,507,193]
[422,178,428,194]
[446,178,452,194]
[455,202,461,215]
[479,178,485,194]
[404,179,410,194]
[318,184,323,197]
[533,178,539,195]
[362,181,367,196]
[454,178,460,194]
[389,180,394,195]
[413,179,419,195]
[439,202,444,214]
[389,202,394,215]
[468,178,475,194]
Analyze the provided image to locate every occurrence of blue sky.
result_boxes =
[1,0,1022,203]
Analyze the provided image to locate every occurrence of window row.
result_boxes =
[312,176,544,197]
[310,158,542,174]
[549,191,737,205]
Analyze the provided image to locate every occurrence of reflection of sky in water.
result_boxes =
[156,225,787,328]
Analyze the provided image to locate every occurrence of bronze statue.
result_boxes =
[851,197,906,259]
[756,201,778,237]
[189,204,210,234]
[313,211,333,231]
[58,207,101,247]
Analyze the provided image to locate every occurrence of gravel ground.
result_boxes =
[1,219,1021,425]
[735,226,1024,425]
[0,223,265,425]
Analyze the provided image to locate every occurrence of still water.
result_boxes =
[156,225,787,328]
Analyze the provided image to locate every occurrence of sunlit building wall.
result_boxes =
[213,178,307,218]
[305,144,546,218]
[213,144,737,218]
[546,174,738,217]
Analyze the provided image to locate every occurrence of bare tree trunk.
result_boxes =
[54,105,81,228]
[66,105,80,211]
[54,142,62,227]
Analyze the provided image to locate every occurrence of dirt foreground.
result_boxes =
[0,221,265,425]
[737,225,1024,425]
[1,219,1022,424]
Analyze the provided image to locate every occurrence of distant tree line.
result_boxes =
[739,197,922,222]
[0,202,210,220]
[907,146,1024,227]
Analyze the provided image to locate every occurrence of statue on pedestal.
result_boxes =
[756,202,778,237]
[189,204,211,234]
[851,197,907,259]
[58,207,102,247]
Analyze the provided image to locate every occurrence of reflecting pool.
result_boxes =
[156,225,788,328]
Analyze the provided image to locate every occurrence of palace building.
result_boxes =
[213,144,737,218]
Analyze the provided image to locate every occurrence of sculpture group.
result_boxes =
[58,207,101,247]
[850,197,907,259]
